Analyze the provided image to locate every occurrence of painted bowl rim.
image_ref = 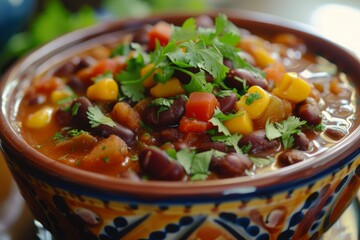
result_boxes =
[0,10,359,198]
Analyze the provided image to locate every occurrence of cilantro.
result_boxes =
[171,17,197,42]
[265,117,307,149]
[165,148,177,159]
[312,123,325,132]
[149,98,174,117]
[166,40,229,82]
[250,156,274,168]
[120,83,145,102]
[103,156,110,164]
[215,89,237,98]
[209,108,243,136]
[175,149,215,181]
[67,129,85,137]
[180,70,214,93]
[110,42,131,57]
[211,133,243,155]
[71,102,80,116]
[241,143,252,154]
[53,132,67,143]
[86,106,116,128]
[245,92,262,105]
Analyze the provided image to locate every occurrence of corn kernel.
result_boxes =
[236,86,270,119]
[272,72,311,103]
[141,63,158,88]
[224,110,253,135]
[86,78,118,101]
[252,47,276,68]
[25,107,54,129]
[150,77,185,98]
[50,89,72,103]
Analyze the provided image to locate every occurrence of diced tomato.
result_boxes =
[34,77,64,94]
[185,92,219,121]
[179,117,212,133]
[77,58,124,83]
[263,62,286,86]
[147,21,172,51]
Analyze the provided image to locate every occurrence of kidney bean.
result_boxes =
[67,76,88,94]
[139,147,185,181]
[210,152,253,178]
[132,26,150,45]
[55,108,73,126]
[223,58,234,69]
[173,67,198,85]
[93,124,134,145]
[71,97,93,129]
[238,130,280,154]
[277,149,306,167]
[225,68,268,91]
[293,132,310,151]
[324,127,346,141]
[195,15,214,28]
[54,56,95,77]
[216,92,237,114]
[197,142,228,153]
[142,95,186,128]
[296,97,322,126]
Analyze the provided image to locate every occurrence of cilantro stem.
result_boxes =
[120,67,156,85]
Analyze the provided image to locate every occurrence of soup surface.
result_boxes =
[18,14,357,181]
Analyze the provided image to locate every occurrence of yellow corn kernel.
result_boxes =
[150,77,185,98]
[86,78,118,101]
[25,107,54,129]
[236,86,270,119]
[50,89,72,103]
[224,110,253,135]
[272,72,311,103]
[252,47,276,68]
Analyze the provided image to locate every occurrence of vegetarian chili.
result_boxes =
[18,14,357,181]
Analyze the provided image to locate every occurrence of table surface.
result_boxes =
[1,1,360,239]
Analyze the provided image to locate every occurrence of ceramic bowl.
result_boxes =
[0,11,359,240]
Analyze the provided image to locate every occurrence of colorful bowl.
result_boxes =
[0,11,359,240]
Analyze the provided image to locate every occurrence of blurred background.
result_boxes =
[1,0,360,74]
[0,0,360,239]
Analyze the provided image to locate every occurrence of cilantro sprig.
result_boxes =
[265,116,307,149]
[86,106,116,128]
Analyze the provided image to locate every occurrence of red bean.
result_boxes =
[197,142,228,153]
[142,95,186,128]
[225,68,268,91]
[324,127,346,141]
[139,147,186,181]
[238,130,280,154]
[293,132,310,151]
[210,152,253,178]
[296,97,322,126]
[216,92,237,114]
[277,149,306,167]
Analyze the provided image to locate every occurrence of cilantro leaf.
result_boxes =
[110,42,131,57]
[120,83,145,102]
[176,148,194,174]
[245,92,262,105]
[250,156,274,168]
[209,108,243,136]
[149,98,174,116]
[182,70,214,93]
[265,117,307,149]
[171,17,197,42]
[211,133,243,155]
[167,40,229,81]
[92,71,113,83]
[87,106,116,128]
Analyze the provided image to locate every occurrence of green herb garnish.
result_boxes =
[245,92,262,105]
[86,106,116,128]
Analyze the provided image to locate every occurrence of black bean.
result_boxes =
[210,152,253,178]
[93,124,134,145]
[139,147,186,181]
[225,68,268,91]
[238,130,280,154]
[296,97,322,126]
[277,149,306,167]
[216,92,237,114]
[55,108,73,127]
[142,96,186,128]
[293,132,310,151]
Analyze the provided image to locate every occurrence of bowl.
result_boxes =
[0,11,359,240]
